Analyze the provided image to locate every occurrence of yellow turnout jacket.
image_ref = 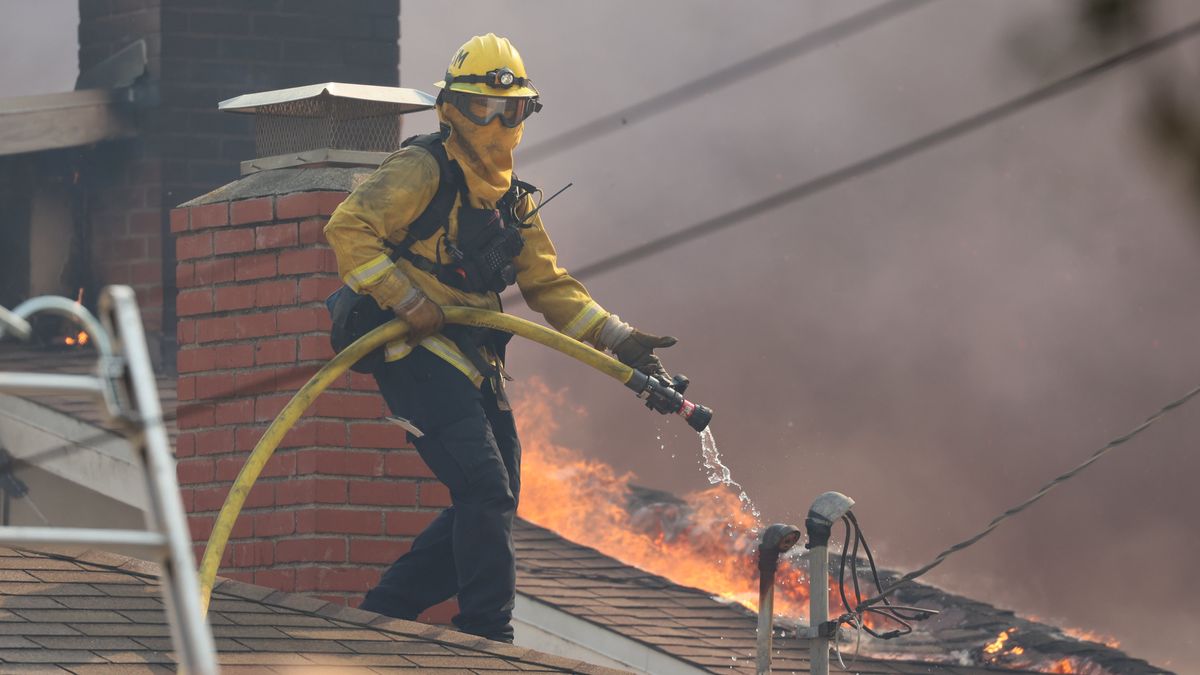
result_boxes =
[323,145,610,385]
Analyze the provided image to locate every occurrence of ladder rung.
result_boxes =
[0,373,106,398]
[0,527,167,551]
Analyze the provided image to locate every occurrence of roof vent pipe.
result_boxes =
[756,523,802,675]
[805,491,856,675]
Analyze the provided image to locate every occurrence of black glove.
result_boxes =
[613,329,677,380]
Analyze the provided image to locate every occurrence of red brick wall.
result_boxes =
[78,0,166,337]
[171,187,456,621]
[76,0,399,365]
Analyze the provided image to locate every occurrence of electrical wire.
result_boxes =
[854,382,1200,613]
[2,414,173,475]
[24,15,1200,466]
[556,17,1200,285]
[835,513,936,640]
[517,0,936,164]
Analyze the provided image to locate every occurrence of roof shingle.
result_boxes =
[0,546,627,673]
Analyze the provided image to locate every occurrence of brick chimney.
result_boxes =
[75,0,399,366]
[170,84,461,622]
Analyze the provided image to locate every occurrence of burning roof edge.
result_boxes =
[513,518,1171,675]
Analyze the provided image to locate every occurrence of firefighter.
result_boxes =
[323,33,676,643]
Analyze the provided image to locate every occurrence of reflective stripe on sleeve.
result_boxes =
[561,301,606,340]
[344,253,394,292]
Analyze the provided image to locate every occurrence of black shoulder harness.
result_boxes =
[392,131,464,259]
[383,131,540,375]
[388,131,539,284]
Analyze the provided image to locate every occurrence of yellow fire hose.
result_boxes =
[197,307,642,614]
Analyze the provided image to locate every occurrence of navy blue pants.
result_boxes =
[359,346,521,643]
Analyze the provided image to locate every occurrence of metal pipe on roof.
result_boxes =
[805,492,855,675]
[809,541,832,675]
[756,523,801,674]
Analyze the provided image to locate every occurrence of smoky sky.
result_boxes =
[2,0,1199,671]
[401,1,1200,671]
[0,2,77,96]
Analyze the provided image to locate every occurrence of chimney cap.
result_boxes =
[219,82,435,116]
[219,82,437,175]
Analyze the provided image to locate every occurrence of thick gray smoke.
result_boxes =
[0,3,77,95]
[3,0,1198,671]
[403,1,1200,671]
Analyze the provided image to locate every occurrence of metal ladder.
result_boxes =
[0,285,217,674]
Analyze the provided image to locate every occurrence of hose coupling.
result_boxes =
[624,371,713,432]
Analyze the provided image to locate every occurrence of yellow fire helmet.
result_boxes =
[435,33,539,98]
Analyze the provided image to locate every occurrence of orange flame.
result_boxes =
[512,379,1102,673]
[1062,627,1120,649]
[980,627,1101,674]
[984,627,1015,655]
[513,378,881,621]
[62,289,89,347]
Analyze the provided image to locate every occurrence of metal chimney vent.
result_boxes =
[219,82,436,175]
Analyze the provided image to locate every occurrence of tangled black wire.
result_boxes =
[834,512,937,639]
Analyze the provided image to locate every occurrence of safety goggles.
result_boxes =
[443,89,542,128]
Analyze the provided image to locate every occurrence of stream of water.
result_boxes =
[699,426,762,524]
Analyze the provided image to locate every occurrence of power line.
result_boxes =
[16,17,1200,494]
[850,381,1200,613]
[562,18,1200,284]
[517,0,936,164]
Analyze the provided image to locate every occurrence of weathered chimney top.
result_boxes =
[219,82,436,176]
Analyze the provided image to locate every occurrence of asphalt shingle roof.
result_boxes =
[513,517,1169,674]
[0,545,625,673]
[513,521,1050,675]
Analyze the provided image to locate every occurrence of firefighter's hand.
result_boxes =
[393,288,444,345]
[614,329,677,380]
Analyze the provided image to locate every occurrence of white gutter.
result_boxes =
[0,394,146,510]
[513,593,708,675]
